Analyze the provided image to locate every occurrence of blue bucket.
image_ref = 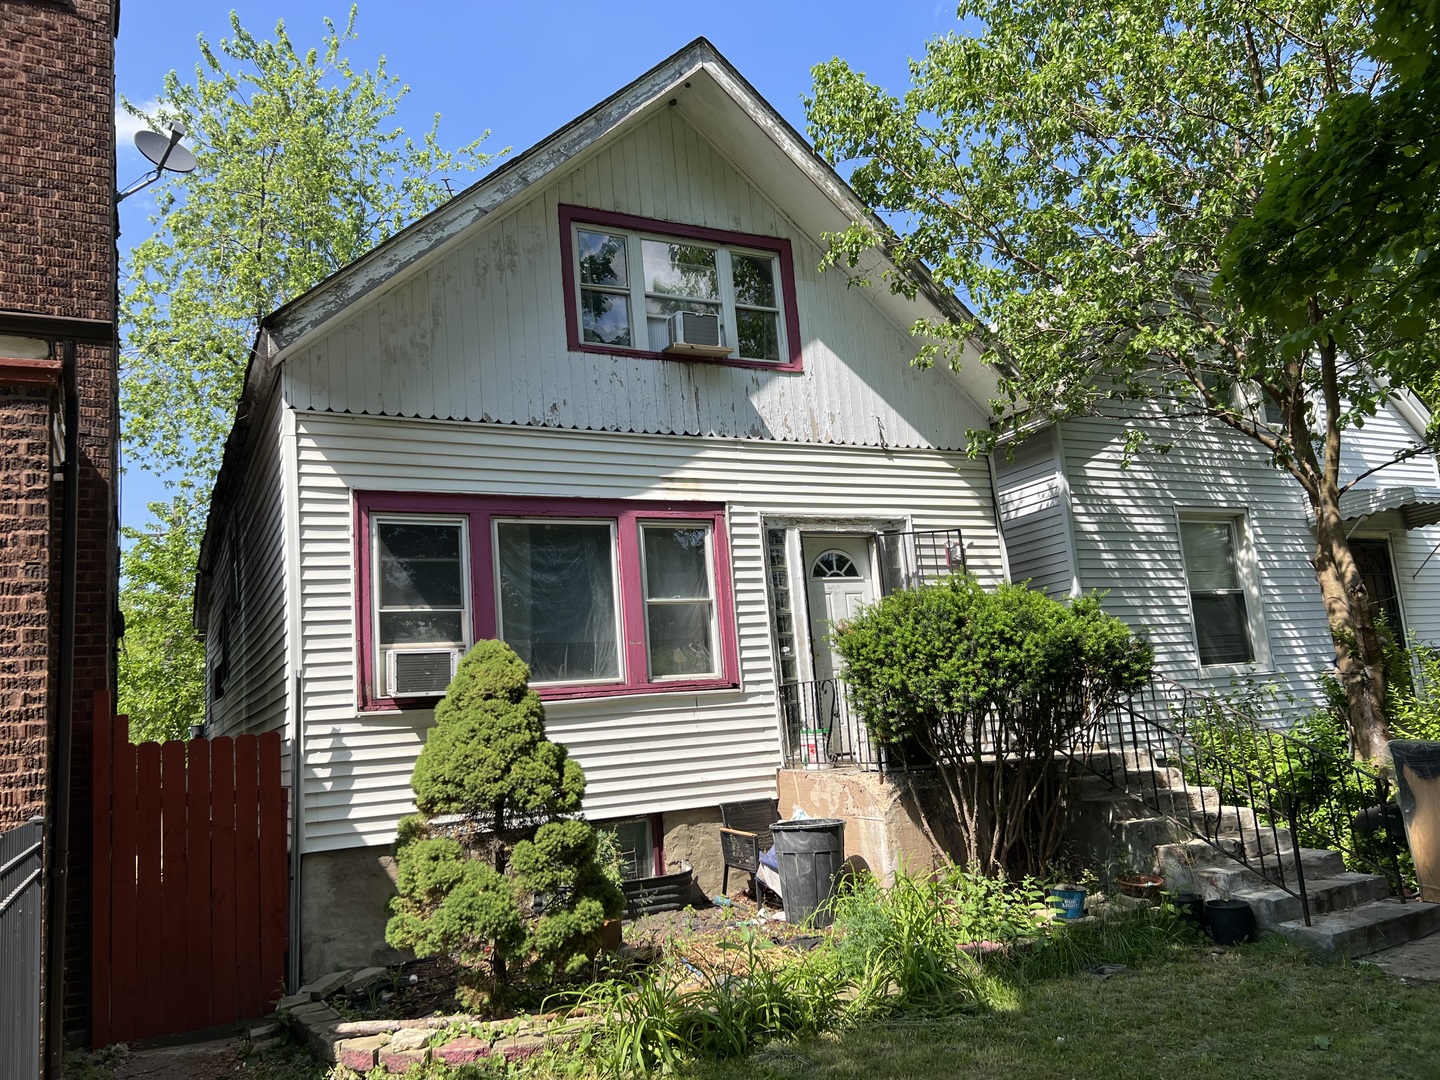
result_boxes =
[1049,886,1087,921]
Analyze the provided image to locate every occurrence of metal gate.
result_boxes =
[1,817,44,1080]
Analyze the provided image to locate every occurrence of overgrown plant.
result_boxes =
[831,866,1044,1015]
[834,577,1153,876]
[386,641,622,1007]
[566,930,850,1077]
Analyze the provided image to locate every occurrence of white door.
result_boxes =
[798,535,876,765]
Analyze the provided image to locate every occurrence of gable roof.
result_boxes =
[259,36,987,366]
[196,37,998,619]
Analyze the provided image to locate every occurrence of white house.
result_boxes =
[194,39,1011,979]
[197,37,1440,983]
[992,393,1440,713]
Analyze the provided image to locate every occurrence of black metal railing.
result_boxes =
[779,677,882,771]
[1080,677,1408,921]
[778,678,937,774]
[877,528,966,594]
[1,817,44,1080]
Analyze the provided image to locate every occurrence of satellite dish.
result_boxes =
[134,125,196,175]
[117,121,197,203]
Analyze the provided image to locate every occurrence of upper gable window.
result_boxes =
[561,205,802,371]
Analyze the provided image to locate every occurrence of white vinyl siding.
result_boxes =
[1057,408,1334,711]
[292,412,1002,852]
[280,106,990,451]
[992,429,1077,599]
[207,386,289,740]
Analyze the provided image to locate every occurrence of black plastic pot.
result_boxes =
[1205,899,1255,945]
[770,818,846,928]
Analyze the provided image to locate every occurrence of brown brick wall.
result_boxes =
[0,0,119,1045]
[0,0,118,322]
[0,381,56,828]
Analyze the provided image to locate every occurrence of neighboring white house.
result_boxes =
[194,39,1010,979]
[992,392,1440,713]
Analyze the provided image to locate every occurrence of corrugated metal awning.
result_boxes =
[1339,486,1440,529]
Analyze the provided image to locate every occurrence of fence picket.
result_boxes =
[109,719,137,1043]
[135,743,163,1039]
[90,693,112,1048]
[210,738,238,1027]
[258,732,286,1011]
[160,741,189,1030]
[185,738,212,1032]
[234,737,263,1019]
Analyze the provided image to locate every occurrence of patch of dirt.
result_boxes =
[337,893,828,1023]
[105,1037,244,1080]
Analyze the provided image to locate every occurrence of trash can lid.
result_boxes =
[769,817,846,830]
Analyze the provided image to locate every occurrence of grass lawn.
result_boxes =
[679,941,1440,1080]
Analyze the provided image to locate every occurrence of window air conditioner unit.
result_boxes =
[663,311,730,356]
[386,647,462,697]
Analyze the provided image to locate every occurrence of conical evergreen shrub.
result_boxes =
[385,640,622,1007]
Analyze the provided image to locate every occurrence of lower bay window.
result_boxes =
[359,494,737,706]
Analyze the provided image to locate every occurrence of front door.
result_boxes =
[799,535,876,765]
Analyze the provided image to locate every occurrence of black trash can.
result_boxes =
[770,818,846,928]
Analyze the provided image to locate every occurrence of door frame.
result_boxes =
[762,516,907,686]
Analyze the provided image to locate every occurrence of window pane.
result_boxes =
[581,289,631,346]
[645,295,721,319]
[379,611,464,647]
[647,603,715,677]
[577,230,628,286]
[732,254,777,307]
[736,308,780,361]
[610,819,655,879]
[642,240,718,300]
[497,521,619,683]
[377,523,463,607]
[1181,522,1239,592]
[1192,593,1253,665]
[643,526,711,598]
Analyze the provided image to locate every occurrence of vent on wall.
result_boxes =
[663,311,729,356]
[386,648,461,697]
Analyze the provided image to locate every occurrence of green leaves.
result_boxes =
[806,0,1416,463]
[121,6,499,484]
[117,493,208,742]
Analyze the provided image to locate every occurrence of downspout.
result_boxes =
[46,336,79,1075]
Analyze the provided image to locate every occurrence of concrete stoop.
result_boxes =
[1081,753,1440,958]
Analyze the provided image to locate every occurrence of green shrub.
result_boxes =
[833,577,1153,876]
[386,641,621,1007]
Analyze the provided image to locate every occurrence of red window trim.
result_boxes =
[558,203,804,372]
[355,492,740,711]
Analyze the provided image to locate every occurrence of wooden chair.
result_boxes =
[718,799,780,897]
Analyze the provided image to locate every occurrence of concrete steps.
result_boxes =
[1080,751,1440,958]
[1277,899,1440,959]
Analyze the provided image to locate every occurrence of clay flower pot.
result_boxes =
[1115,874,1164,900]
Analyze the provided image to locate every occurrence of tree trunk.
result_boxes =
[1312,504,1391,760]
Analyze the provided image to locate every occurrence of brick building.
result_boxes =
[0,0,120,1065]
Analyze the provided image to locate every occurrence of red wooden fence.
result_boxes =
[91,692,288,1045]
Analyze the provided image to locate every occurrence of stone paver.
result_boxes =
[1362,928,1440,984]
[336,1033,391,1071]
[435,1035,491,1065]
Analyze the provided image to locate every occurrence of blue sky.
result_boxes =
[115,1,960,532]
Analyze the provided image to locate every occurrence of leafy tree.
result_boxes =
[807,0,1435,759]
[117,7,498,739]
[833,578,1152,876]
[117,494,208,743]
[386,641,621,1007]
[1221,0,1440,396]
